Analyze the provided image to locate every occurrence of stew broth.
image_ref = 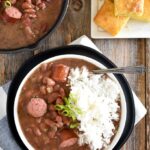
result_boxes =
[18,58,120,150]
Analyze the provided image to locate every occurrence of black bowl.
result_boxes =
[0,0,69,54]
[7,45,135,150]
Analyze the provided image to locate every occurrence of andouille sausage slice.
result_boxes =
[3,6,22,23]
[59,129,78,148]
[27,98,47,118]
[52,64,70,82]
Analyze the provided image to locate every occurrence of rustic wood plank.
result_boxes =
[0,52,33,85]
[146,39,150,150]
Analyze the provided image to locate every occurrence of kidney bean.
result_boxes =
[55,115,62,123]
[28,13,37,19]
[56,122,63,128]
[49,105,55,111]
[39,123,49,133]
[46,86,53,94]
[25,127,33,134]
[47,63,53,69]
[22,2,33,9]
[40,86,47,95]
[49,111,57,120]
[53,84,60,92]
[48,130,56,139]
[48,92,60,103]
[56,98,64,105]
[36,0,42,5]
[37,75,43,82]
[51,126,57,132]
[44,119,56,127]
[45,112,51,118]
[24,8,36,13]
[42,135,50,144]
[26,0,32,3]
[41,63,48,72]
[62,116,71,126]
[59,88,66,98]
[38,2,46,10]
[43,77,55,86]
[33,127,42,136]
[35,6,40,11]
[36,117,42,123]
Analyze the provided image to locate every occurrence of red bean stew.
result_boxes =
[18,59,120,150]
[0,0,63,49]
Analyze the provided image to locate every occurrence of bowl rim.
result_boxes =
[14,54,127,150]
[0,0,69,54]
[7,45,135,150]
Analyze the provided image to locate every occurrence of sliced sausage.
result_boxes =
[27,98,47,118]
[3,6,22,23]
[59,129,78,148]
[52,64,70,82]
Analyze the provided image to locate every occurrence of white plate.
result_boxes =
[91,0,150,39]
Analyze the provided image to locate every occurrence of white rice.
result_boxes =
[68,67,121,150]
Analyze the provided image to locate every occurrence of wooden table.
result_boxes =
[0,0,148,149]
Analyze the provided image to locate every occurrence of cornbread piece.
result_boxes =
[114,0,144,17]
[132,0,150,22]
[94,0,129,36]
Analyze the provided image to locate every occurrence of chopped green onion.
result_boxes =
[55,93,82,122]
[70,122,79,129]
[4,0,12,8]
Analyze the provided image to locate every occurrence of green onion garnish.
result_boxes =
[69,122,79,129]
[55,93,82,122]
[4,0,11,8]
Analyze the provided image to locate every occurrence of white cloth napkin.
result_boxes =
[0,35,147,150]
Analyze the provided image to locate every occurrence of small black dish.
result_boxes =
[0,0,69,54]
[7,45,135,150]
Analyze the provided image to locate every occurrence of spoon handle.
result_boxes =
[93,66,150,74]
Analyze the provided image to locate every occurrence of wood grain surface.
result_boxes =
[0,0,147,149]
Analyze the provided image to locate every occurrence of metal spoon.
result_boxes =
[92,66,150,74]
